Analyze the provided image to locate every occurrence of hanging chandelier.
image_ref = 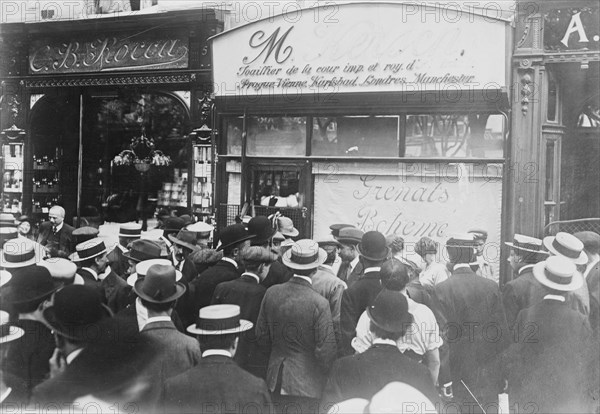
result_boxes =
[112,127,172,173]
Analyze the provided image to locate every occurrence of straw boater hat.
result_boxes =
[505,234,549,254]
[1,240,39,268]
[187,304,253,336]
[543,232,588,265]
[39,257,85,286]
[0,226,19,247]
[133,264,186,304]
[186,221,214,239]
[0,213,15,228]
[0,270,11,287]
[122,239,164,263]
[127,258,182,287]
[367,289,413,333]
[533,255,583,292]
[0,310,24,344]
[277,216,299,238]
[118,223,142,239]
[282,239,327,270]
[357,231,390,262]
[69,238,107,263]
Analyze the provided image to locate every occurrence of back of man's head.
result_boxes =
[380,258,410,291]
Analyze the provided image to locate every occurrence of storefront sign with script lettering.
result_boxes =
[29,35,189,74]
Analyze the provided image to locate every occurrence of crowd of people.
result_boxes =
[0,207,598,413]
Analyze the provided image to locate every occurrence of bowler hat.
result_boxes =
[1,240,39,268]
[0,226,19,248]
[218,224,255,252]
[533,256,583,292]
[133,264,186,304]
[574,231,600,254]
[0,310,24,344]
[277,216,299,238]
[3,265,56,307]
[168,229,199,251]
[505,234,549,254]
[123,239,163,263]
[357,231,389,262]
[43,284,112,341]
[72,227,100,244]
[367,289,413,333]
[282,239,327,270]
[187,304,253,336]
[248,216,277,246]
[543,232,588,265]
[69,238,107,263]
[118,223,142,238]
[127,258,182,287]
[329,224,354,238]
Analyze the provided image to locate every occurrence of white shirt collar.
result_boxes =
[221,257,238,269]
[293,275,312,285]
[66,348,84,365]
[453,263,471,270]
[202,349,232,358]
[135,298,148,332]
[53,222,64,232]
[98,266,111,281]
[350,256,360,271]
[544,294,566,302]
[82,267,98,281]
[117,244,128,253]
[242,272,260,284]
[364,266,381,274]
[145,316,172,325]
[373,338,397,346]
[0,387,12,404]
[518,264,535,275]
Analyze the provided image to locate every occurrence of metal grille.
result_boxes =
[216,203,306,238]
[217,204,241,231]
[544,218,600,236]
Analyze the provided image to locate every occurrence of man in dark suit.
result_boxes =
[37,205,75,258]
[504,256,597,414]
[211,246,276,379]
[434,234,508,414]
[188,224,254,325]
[248,216,292,288]
[256,239,337,399]
[322,289,438,406]
[107,223,141,278]
[339,231,388,356]
[135,263,200,383]
[162,304,272,413]
[2,266,57,402]
[335,227,364,284]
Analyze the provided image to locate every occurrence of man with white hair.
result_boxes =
[37,205,74,257]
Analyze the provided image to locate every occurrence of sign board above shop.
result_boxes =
[29,33,189,74]
[544,6,600,51]
[211,2,509,99]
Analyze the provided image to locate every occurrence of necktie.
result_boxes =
[52,226,58,235]
[337,261,350,282]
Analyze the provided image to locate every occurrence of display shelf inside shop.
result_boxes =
[2,142,24,213]
[193,144,213,214]
[157,169,189,208]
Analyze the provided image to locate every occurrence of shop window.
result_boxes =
[312,116,399,157]
[547,74,558,122]
[405,114,504,158]
[253,169,301,208]
[224,117,243,155]
[577,101,600,128]
[247,117,306,156]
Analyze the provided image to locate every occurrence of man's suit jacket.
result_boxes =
[261,260,292,288]
[116,302,185,333]
[180,258,198,285]
[140,320,201,382]
[37,221,75,257]
[189,259,241,321]
[345,261,364,286]
[212,274,268,378]
[339,270,382,356]
[312,265,347,346]
[586,262,600,333]
[161,355,272,414]
[256,277,337,398]
[100,270,129,314]
[434,266,508,410]
[504,298,596,414]
[322,343,439,406]
[106,245,129,278]
[3,319,55,403]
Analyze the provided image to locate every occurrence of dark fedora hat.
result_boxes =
[123,239,163,263]
[3,265,57,307]
[168,229,198,251]
[42,284,112,342]
[357,231,389,262]
[162,217,185,238]
[248,216,277,246]
[218,224,255,252]
[133,264,186,304]
[367,289,413,333]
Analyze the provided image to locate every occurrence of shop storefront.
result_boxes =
[211,2,513,279]
[511,0,600,238]
[0,9,222,229]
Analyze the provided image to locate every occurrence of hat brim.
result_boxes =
[356,244,390,262]
[133,279,186,304]
[186,319,253,336]
[280,228,299,238]
[532,260,584,292]
[505,241,550,255]
[0,271,12,288]
[1,256,38,269]
[281,247,327,270]
[118,233,141,238]
[218,234,256,252]
[168,234,198,251]
[367,305,414,333]
[42,303,113,341]
[3,284,57,307]
[127,269,182,287]
[336,237,362,245]
[69,248,107,263]
[0,326,24,344]
[250,227,278,246]
[542,237,588,265]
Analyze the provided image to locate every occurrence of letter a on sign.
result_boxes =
[560,12,589,47]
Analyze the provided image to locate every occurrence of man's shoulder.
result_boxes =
[62,223,75,233]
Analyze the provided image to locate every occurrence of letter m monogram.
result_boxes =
[243,27,294,65]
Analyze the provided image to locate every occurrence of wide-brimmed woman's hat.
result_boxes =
[533,255,583,292]
[248,216,277,246]
[133,264,186,304]
[123,239,164,263]
[367,289,413,333]
[0,310,24,344]
[42,284,112,342]
[127,258,182,287]
[1,240,39,268]
[187,304,253,336]
[505,234,549,254]
[282,239,327,270]
[277,216,299,238]
[357,231,390,262]
[217,224,255,252]
[543,232,588,265]
[69,238,107,263]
